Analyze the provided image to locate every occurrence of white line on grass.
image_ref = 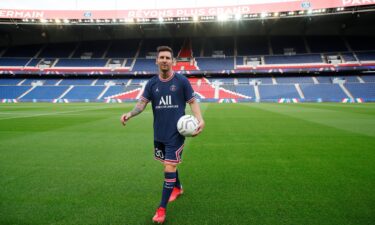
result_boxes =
[0,104,125,121]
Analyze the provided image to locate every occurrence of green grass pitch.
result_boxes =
[0,103,374,225]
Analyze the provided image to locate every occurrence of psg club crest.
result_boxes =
[170,85,177,92]
[301,1,311,9]
[83,12,92,17]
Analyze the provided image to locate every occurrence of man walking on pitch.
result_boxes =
[120,46,205,223]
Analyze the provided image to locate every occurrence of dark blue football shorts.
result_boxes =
[154,139,185,164]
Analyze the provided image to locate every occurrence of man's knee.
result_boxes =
[164,163,177,172]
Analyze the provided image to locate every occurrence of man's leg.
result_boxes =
[153,163,177,223]
[175,169,181,188]
[169,169,183,202]
[160,163,177,208]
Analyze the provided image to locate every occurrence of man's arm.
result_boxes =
[189,100,205,136]
[120,100,148,126]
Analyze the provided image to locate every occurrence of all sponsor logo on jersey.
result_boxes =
[159,95,172,105]
[156,95,179,109]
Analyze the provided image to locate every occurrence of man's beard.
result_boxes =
[160,65,170,73]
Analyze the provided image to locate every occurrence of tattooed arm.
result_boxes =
[120,100,148,126]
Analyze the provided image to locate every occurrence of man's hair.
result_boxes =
[157,46,173,58]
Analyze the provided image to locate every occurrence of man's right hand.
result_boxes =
[120,112,132,126]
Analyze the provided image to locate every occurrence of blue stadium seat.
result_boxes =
[258,85,300,99]
[196,57,234,71]
[0,58,30,66]
[55,59,107,67]
[63,86,105,99]
[21,86,70,99]
[59,79,94,85]
[300,84,347,101]
[345,83,375,99]
[132,59,157,72]
[39,43,76,58]
[264,54,322,64]
[0,86,31,98]
[276,77,314,84]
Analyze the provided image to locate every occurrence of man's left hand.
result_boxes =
[192,120,205,137]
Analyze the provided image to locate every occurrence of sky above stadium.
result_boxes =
[0,0,301,10]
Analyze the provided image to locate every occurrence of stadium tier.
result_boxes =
[0,36,374,75]
[1,76,373,102]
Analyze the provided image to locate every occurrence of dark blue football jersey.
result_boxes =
[141,73,196,142]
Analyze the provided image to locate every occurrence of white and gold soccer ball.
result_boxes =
[177,115,199,137]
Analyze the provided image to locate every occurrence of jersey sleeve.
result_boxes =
[183,77,196,103]
[140,80,152,102]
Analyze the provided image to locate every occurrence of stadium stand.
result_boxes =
[72,41,108,58]
[196,57,234,71]
[106,40,140,58]
[237,36,269,56]
[0,58,30,66]
[21,86,69,100]
[62,86,105,100]
[132,59,157,72]
[0,79,23,85]
[345,83,375,99]
[0,75,374,102]
[0,35,374,102]
[39,43,77,58]
[55,59,107,67]
[270,36,306,54]
[2,45,43,57]
[0,86,31,99]
[341,53,357,62]
[356,51,375,62]
[306,36,348,53]
[276,77,314,84]
[59,79,95,85]
[258,85,300,100]
[361,75,375,83]
[21,79,60,85]
[300,84,347,101]
[347,36,375,51]
[264,54,322,64]
[203,37,234,57]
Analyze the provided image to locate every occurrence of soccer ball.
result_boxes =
[177,115,199,137]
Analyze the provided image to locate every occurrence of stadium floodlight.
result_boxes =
[217,14,228,22]
[273,12,279,17]
[158,17,164,23]
[193,15,199,22]
[235,14,242,20]
[125,18,134,23]
[288,11,295,16]
[307,9,313,14]
[55,19,61,24]
[260,12,268,18]
[40,18,47,23]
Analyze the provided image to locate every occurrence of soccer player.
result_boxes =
[120,46,205,223]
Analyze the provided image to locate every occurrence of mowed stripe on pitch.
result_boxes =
[245,103,375,137]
